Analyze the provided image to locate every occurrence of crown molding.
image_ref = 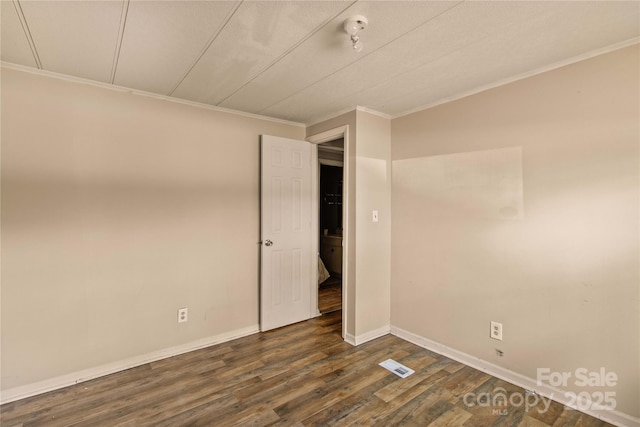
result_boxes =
[391,37,640,120]
[306,104,392,128]
[306,106,358,128]
[0,62,306,128]
[355,106,392,120]
[5,36,636,128]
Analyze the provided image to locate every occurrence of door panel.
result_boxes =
[261,135,313,331]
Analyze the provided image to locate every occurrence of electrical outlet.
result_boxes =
[178,307,188,323]
[490,321,503,340]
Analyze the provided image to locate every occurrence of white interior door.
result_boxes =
[261,135,314,331]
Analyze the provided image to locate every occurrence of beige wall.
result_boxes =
[0,68,304,393]
[354,110,391,337]
[391,46,639,418]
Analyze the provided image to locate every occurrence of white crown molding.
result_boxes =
[307,39,639,126]
[391,38,640,120]
[5,38,637,129]
[306,105,392,129]
[307,106,358,129]
[355,106,392,120]
[0,62,306,128]
[391,325,640,427]
[0,324,259,405]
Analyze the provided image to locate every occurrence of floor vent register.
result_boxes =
[379,359,415,378]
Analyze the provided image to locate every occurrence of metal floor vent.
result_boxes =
[379,359,415,378]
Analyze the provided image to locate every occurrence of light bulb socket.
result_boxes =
[343,15,368,36]
[344,15,368,53]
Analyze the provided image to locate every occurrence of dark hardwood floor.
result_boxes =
[1,311,612,426]
[318,278,342,314]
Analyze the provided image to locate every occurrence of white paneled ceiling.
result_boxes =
[18,0,125,82]
[2,0,639,124]
[114,1,238,94]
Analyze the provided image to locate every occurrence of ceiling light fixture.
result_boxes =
[343,15,368,53]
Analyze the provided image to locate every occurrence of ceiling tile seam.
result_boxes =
[389,37,640,121]
[11,0,42,69]
[214,0,360,106]
[274,0,601,120]
[167,0,244,97]
[110,0,130,84]
[255,0,466,115]
[307,5,527,120]
[349,4,625,115]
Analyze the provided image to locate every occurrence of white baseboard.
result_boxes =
[390,325,639,427]
[344,332,357,346]
[344,324,390,346]
[0,324,259,405]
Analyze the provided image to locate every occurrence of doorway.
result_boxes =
[307,125,349,339]
[317,139,344,314]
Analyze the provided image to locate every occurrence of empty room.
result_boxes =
[1,1,638,426]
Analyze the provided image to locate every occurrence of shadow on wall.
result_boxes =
[393,147,524,221]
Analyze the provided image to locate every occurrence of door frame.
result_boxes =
[307,125,349,340]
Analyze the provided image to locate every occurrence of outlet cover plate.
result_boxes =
[490,321,502,340]
[178,307,188,323]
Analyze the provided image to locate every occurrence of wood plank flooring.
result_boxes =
[1,311,613,426]
[318,279,342,314]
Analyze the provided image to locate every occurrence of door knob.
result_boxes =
[265,240,273,247]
